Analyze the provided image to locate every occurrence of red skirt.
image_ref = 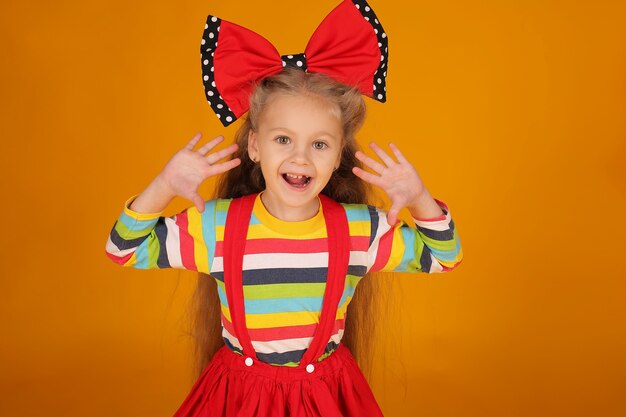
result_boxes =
[172,344,385,417]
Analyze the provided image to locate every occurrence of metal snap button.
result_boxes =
[245,357,253,366]
[306,363,315,373]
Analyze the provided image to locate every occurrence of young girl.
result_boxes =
[106,1,462,416]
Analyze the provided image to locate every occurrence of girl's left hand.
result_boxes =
[352,142,426,226]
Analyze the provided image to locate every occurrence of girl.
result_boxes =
[106,1,462,416]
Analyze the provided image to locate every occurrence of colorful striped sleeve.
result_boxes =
[104,195,218,273]
[367,198,463,273]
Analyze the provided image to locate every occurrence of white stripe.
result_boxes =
[221,326,243,350]
[105,236,134,257]
[243,252,328,269]
[211,251,368,274]
[412,210,452,231]
[164,217,183,268]
[367,207,391,271]
[251,336,314,354]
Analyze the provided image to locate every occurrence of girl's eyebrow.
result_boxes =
[268,127,340,140]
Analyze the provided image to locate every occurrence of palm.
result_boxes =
[159,133,240,212]
[352,142,425,225]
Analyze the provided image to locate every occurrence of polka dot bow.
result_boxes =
[201,0,389,127]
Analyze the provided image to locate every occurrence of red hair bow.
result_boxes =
[200,0,389,127]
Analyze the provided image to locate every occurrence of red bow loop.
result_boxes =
[305,0,382,99]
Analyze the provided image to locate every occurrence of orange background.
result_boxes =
[1,0,625,416]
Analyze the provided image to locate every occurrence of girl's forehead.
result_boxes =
[261,93,341,123]
[255,94,343,140]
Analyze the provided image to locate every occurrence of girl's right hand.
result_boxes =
[156,132,241,212]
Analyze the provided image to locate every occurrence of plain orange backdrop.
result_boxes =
[1,1,625,416]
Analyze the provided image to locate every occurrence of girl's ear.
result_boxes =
[248,130,259,161]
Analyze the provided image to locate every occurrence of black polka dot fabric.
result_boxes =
[281,53,308,72]
[351,0,388,102]
[200,15,237,127]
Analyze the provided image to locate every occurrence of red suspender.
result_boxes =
[299,194,350,367]
[223,193,258,359]
[223,193,350,367]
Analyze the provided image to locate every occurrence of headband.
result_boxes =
[200,0,388,127]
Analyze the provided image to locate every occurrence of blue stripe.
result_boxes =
[244,297,323,314]
[343,204,370,222]
[338,283,356,306]
[134,238,151,269]
[118,211,159,231]
[215,204,228,226]
[216,283,229,308]
[249,212,262,225]
[396,227,417,271]
[202,200,217,269]
[427,230,462,262]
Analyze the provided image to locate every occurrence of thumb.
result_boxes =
[191,193,205,213]
[387,206,400,226]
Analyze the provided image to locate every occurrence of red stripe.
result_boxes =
[106,250,134,265]
[176,212,197,271]
[222,312,347,342]
[370,227,394,272]
[214,235,370,256]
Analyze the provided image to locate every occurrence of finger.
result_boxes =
[185,132,203,151]
[352,166,384,187]
[196,135,225,155]
[388,143,410,165]
[206,158,241,176]
[369,142,397,167]
[355,150,386,174]
[191,193,205,213]
[206,143,239,165]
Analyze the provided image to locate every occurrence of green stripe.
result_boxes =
[419,231,455,251]
[114,219,155,240]
[216,199,231,212]
[146,234,161,268]
[243,282,327,299]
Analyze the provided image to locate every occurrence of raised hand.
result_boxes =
[157,133,241,212]
[129,133,241,213]
[352,142,427,226]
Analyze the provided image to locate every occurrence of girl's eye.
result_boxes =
[313,141,328,150]
[275,136,291,144]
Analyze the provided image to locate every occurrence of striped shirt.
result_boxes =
[106,193,463,366]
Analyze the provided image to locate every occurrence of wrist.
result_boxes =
[408,190,444,220]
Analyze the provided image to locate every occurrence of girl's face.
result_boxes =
[248,93,343,221]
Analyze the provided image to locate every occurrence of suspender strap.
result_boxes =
[223,193,258,359]
[298,194,350,368]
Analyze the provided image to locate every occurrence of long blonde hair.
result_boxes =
[187,68,388,382]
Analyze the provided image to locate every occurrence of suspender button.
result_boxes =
[245,357,253,366]
[306,363,315,373]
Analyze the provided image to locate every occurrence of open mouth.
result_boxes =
[282,173,312,188]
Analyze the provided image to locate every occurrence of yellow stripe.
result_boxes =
[335,295,353,319]
[245,311,321,328]
[382,224,406,271]
[122,195,163,220]
[187,208,209,273]
[222,305,231,322]
[124,252,137,267]
[247,224,328,239]
[348,220,370,237]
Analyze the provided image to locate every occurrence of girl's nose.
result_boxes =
[289,145,311,165]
